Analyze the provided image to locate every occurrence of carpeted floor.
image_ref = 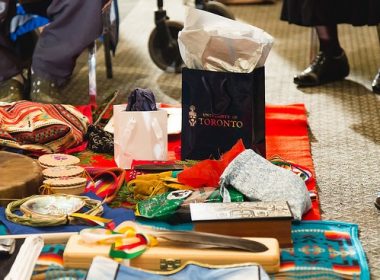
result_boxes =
[64,0,380,278]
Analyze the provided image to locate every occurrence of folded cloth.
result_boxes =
[126,88,157,111]
[86,256,270,280]
[219,149,311,220]
[0,192,135,235]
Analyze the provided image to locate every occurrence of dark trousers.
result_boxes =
[0,0,104,85]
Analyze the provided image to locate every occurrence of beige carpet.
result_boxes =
[65,0,380,278]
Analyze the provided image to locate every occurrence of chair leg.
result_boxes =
[88,42,97,107]
[103,32,113,79]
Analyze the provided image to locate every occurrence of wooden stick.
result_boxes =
[0,232,77,244]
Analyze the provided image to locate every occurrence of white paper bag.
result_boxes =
[113,105,168,169]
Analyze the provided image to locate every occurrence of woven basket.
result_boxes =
[38,154,80,169]
[41,177,87,195]
[42,166,85,180]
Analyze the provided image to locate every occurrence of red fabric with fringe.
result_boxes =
[265,104,320,220]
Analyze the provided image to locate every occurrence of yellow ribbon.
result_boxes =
[39,184,52,195]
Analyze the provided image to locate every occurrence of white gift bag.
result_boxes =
[113,105,168,169]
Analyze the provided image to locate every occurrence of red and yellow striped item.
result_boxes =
[84,167,126,203]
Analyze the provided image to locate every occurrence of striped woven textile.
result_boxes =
[32,244,86,280]
[0,101,89,154]
[274,221,369,279]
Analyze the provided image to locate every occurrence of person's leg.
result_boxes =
[294,25,350,87]
[21,0,51,17]
[30,0,103,103]
[0,0,25,101]
[315,25,343,57]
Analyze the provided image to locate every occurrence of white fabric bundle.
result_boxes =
[220,149,312,220]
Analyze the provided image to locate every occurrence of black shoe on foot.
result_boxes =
[294,51,350,87]
[375,193,380,210]
[372,70,380,94]
[0,78,24,102]
[30,74,65,104]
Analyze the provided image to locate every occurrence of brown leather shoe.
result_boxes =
[375,193,380,210]
[294,51,350,87]
[0,78,24,102]
[30,74,65,104]
[372,70,380,94]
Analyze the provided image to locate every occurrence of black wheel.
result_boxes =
[148,20,184,73]
[205,1,235,20]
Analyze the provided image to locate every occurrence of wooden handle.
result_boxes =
[0,232,77,244]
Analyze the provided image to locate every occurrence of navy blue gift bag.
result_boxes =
[181,67,266,160]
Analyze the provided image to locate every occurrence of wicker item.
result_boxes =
[42,166,85,180]
[38,154,80,169]
[6,194,103,227]
[41,177,87,195]
[20,195,85,219]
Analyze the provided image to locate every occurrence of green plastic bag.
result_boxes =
[136,187,244,222]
